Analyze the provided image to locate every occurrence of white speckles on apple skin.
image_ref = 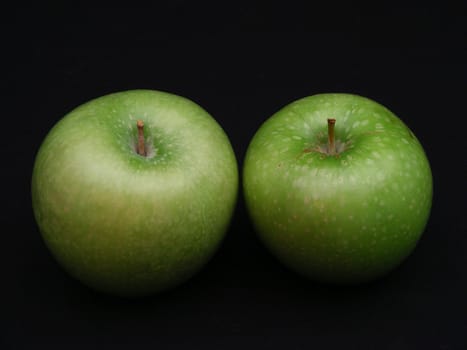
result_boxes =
[243,93,432,284]
[32,90,239,297]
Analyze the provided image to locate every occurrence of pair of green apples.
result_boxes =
[32,90,432,297]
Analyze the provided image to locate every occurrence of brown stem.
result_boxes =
[327,118,336,155]
[137,120,146,156]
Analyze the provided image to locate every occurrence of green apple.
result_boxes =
[243,93,432,284]
[32,90,238,296]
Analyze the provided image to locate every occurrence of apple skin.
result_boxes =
[243,93,432,284]
[32,90,238,297]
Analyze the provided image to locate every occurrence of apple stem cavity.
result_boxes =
[137,120,147,157]
[327,118,336,155]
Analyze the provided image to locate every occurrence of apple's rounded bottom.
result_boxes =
[45,240,223,298]
[272,254,413,286]
[256,233,422,286]
[63,264,208,298]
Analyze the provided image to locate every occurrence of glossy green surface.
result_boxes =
[243,93,432,283]
[32,90,238,296]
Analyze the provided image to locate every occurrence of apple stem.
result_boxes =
[327,118,336,155]
[137,120,146,156]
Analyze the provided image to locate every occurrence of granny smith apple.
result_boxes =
[32,90,238,296]
[243,93,432,284]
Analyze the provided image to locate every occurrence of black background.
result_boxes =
[5,2,467,349]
